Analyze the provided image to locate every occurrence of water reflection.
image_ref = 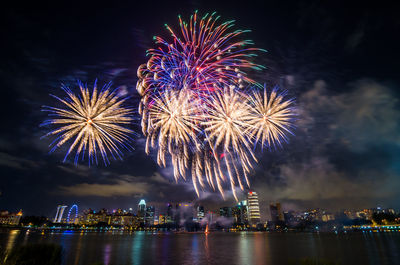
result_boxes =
[131,232,144,264]
[103,244,111,265]
[0,230,400,265]
[5,230,19,252]
[204,233,210,264]
[190,234,199,264]
[73,232,83,265]
[239,232,253,264]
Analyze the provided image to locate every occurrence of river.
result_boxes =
[0,229,399,264]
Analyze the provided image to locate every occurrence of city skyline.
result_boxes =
[44,193,400,225]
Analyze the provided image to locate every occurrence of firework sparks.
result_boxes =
[41,81,134,165]
[137,11,265,98]
[143,89,202,180]
[137,12,295,199]
[247,88,296,148]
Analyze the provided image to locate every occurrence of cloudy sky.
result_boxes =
[1,1,399,220]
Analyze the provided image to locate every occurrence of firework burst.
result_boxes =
[247,88,296,148]
[138,12,295,199]
[41,81,135,165]
[143,89,202,180]
[136,11,265,98]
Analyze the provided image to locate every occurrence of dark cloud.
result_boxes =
[252,79,400,215]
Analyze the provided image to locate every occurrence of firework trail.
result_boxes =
[247,87,296,148]
[138,11,295,199]
[144,89,202,180]
[41,80,135,165]
[136,10,265,98]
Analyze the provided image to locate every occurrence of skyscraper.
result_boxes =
[269,202,283,222]
[145,206,155,225]
[166,203,173,223]
[54,205,67,223]
[197,205,205,221]
[232,200,248,224]
[219,207,232,218]
[247,191,261,225]
[138,199,146,224]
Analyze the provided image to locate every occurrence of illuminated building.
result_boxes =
[283,211,296,226]
[138,199,146,224]
[0,210,22,225]
[166,203,173,223]
[54,205,67,223]
[157,215,166,225]
[269,203,283,222]
[145,206,155,225]
[109,212,138,226]
[356,209,373,220]
[321,213,335,222]
[232,200,248,224]
[219,207,232,218]
[247,191,261,225]
[80,209,107,225]
[197,206,205,221]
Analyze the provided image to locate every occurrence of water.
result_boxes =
[1,229,400,265]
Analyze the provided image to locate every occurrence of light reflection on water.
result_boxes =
[0,229,400,265]
[5,229,19,252]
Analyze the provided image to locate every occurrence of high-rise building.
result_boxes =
[166,203,173,223]
[232,200,248,224]
[54,205,68,223]
[138,199,146,224]
[219,207,232,218]
[197,206,205,221]
[145,206,155,225]
[247,191,261,225]
[269,203,283,222]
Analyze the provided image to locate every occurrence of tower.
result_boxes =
[138,199,146,224]
[247,191,261,225]
[269,202,283,222]
[197,205,205,221]
[54,205,68,223]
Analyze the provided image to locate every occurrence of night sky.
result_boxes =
[1,1,400,219]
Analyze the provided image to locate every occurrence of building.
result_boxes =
[0,210,23,226]
[356,209,373,220]
[166,203,173,222]
[321,212,335,222]
[157,215,166,225]
[197,206,205,221]
[269,203,283,223]
[232,200,248,225]
[247,191,261,225]
[54,205,68,223]
[138,199,146,224]
[219,207,232,218]
[109,213,139,227]
[145,206,155,226]
[80,209,107,225]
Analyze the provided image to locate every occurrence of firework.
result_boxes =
[144,89,202,180]
[247,88,296,148]
[136,11,265,98]
[41,81,134,165]
[138,12,295,199]
[200,88,254,200]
